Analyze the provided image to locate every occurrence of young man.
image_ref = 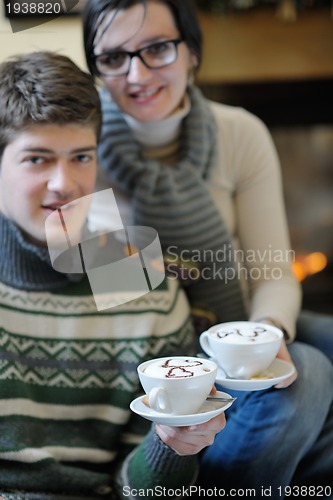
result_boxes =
[0,52,225,499]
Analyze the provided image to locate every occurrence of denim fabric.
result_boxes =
[199,341,333,499]
[296,310,333,363]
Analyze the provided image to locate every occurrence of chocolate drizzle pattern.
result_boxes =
[161,359,207,378]
[217,326,267,342]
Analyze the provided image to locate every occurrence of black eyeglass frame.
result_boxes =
[91,39,183,77]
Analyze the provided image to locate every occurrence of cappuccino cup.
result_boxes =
[199,321,283,379]
[137,356,217,415]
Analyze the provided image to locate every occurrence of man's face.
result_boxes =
[0,124,97,247]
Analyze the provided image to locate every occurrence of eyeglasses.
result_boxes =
[92,39,183,77]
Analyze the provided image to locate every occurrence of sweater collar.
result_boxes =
[0,212,83,291]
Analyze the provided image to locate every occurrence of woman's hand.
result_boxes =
[275,339,298,388]
[155,413,226,456]
[256,318,297,389]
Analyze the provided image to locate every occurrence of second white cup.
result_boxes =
[199,321,283,379]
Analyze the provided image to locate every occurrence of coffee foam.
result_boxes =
[209,325,280,344]
[144,357,211,379]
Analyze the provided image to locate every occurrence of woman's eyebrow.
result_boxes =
[99,35,177,52]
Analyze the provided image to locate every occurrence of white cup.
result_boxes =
[137,356,217,415]
[199,321,283,379]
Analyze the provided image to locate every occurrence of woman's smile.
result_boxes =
[128,85,163,103]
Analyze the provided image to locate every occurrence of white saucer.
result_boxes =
[215,359,295,391]
[130,390,235,427]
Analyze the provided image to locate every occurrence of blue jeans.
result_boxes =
[296,310,333,363]
[199,341,333,499]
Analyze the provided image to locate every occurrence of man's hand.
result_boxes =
[155,413,226,456]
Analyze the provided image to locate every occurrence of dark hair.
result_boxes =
[0,51,101,160]
[82,0,202,77]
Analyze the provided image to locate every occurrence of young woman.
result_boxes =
[82,0,333,495]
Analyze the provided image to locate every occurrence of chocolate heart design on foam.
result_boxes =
[162,358,202,368]
[161,359,204,378]
[165,367,194,378]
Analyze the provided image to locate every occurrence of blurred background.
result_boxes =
[195,1,333,315]
[1,0,332,314]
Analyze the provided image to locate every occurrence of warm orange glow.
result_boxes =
[292,261,307,282]
[292,252,328,282]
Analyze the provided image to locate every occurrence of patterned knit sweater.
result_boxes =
[0,216,197,499]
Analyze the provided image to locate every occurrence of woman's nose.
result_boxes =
[126,56,153,84]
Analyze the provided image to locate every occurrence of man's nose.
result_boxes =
[47,160,76,194]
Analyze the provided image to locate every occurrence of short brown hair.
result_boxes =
[0,51,101,160]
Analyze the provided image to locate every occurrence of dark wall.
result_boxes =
[199,78,333,127]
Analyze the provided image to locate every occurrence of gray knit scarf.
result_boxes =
[98,85,247,329]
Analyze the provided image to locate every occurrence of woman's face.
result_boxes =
[93,1,196,122]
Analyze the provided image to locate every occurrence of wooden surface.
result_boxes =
[196,7,333,84]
